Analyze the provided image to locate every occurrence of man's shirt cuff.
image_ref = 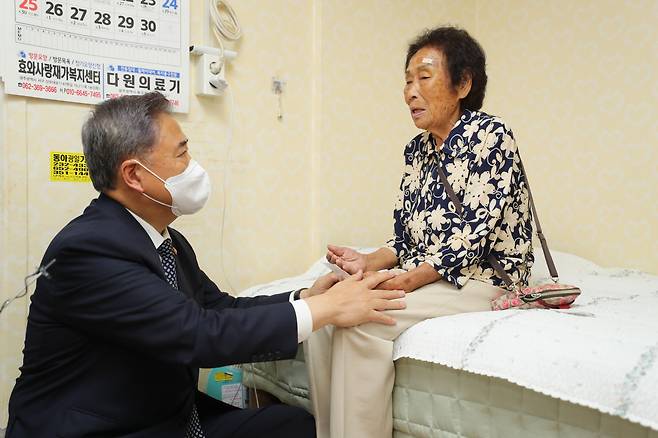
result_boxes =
[290,292,313,343]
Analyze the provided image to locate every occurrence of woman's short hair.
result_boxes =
[406,26,487,111]
[81,92,171,192]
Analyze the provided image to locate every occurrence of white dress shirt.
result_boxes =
[126,209,313,343]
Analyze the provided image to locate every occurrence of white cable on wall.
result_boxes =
[208,0,242,48]
[203,1,241,292]
[209,0,241,40]
[207,1,257,404]
[218,85,236,293]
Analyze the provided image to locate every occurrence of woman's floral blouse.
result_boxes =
[386,110,534,289]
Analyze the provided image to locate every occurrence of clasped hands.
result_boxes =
[300,245,441,329]
[325,244,441,294]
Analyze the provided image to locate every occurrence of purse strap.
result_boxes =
[435,154,559,289]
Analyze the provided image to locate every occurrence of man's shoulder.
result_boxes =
[47,198,101,248]
[45,195,149,260]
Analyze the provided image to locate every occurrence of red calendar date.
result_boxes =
[18,0,39,12]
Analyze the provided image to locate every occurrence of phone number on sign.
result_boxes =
[18,83,57,93]
[62,88,102,98]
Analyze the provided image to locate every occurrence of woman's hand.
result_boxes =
[300,273,339,299]
[326,244,367,274]
[376,275,412,293]
[374,263,442,293]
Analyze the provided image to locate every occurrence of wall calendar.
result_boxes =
[2,0,190,112]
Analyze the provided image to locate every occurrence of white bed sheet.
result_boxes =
[240,249,658,431]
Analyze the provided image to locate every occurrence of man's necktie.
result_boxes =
[157,239,206,438]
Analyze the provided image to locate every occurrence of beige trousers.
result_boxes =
[304,278,503,438]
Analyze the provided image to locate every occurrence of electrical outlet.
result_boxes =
[195,53,227,96]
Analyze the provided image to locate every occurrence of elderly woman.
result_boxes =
[305,26,534,438]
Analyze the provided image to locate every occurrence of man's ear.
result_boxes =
[119,160,144,193]
[457,72,473,100]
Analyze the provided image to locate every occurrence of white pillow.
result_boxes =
[530,248,602,282]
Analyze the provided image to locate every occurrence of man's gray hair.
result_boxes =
[81,92,171,192]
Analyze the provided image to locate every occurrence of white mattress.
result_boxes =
[240,249,658,432]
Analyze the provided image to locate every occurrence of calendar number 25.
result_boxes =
[19,0,38,12]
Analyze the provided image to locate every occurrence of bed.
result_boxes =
[236,249,658,437]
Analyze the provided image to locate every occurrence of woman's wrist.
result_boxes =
[405,263,442,292]
[365,247,398,272]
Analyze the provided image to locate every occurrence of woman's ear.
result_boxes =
[119,160,144,193]
[457,72,472,100]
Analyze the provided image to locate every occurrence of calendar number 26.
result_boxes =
[163,0,178,10]
[19,0,38,12]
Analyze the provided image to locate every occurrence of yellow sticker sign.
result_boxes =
[213,371,235,382]
[50,152,91,183]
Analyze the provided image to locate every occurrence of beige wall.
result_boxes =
[312,0,476,253]
[1,0,657,426]
[315,0,658,272]
[473,0,658,274]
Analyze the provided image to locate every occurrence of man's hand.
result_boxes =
[326,244,367,274]
[305,271,407,330]
[300,273,339,299]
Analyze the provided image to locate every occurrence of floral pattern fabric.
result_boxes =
[385,110,534,289]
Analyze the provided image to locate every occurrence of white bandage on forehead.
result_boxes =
[421,57,435,65]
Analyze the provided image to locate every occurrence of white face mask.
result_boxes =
[133,159,211,216]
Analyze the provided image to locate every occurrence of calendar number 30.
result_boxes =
[19,0,38,12]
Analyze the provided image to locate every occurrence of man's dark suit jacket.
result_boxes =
[7,194,298,437]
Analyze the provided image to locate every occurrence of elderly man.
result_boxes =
[6,92,405,438]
